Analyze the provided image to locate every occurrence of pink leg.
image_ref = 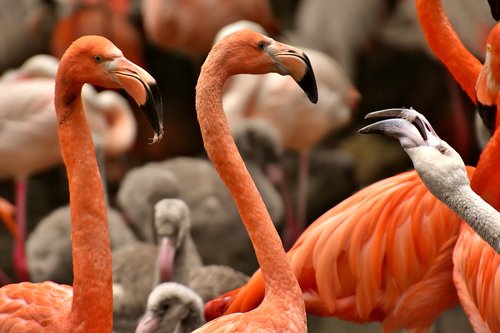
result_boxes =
[13,179,29,282]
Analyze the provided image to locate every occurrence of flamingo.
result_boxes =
[0,35,163,332]
[417,0,500,330]
[113,199,203,332]
[187,29,318,332]
[216,21,360,247]
[0,55,138,282]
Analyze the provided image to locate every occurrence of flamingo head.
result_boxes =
[154,199,191,283]
[211,29,318,104]
[359,108,469,197]
[57,35,163,142]
[476,24,500,132]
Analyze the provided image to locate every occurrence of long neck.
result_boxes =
[442,184,500,253]
[415,0,482,102]
[54,76,113,331]
[195,57,304,310]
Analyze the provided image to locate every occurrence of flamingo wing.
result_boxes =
[0,281,72,332]
[453,226,500,332]
[207,168,475,331]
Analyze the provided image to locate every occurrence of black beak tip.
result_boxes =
[143,82,164,142]
[298,53,318,104]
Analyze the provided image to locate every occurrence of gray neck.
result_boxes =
[444,185,500,253]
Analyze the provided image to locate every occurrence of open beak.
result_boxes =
[135,310,160,333]
[157,236,176,283]
[359,108,441,149]
[109,57,164,142]
[269,42,318,104]
[476,46,498,133]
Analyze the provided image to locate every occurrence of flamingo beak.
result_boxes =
[359,108,441,149]
[270,42,318,104]
[158,236,176,283]
[476,46,498,133]
[135,310,160,333]
[108,57,164,142]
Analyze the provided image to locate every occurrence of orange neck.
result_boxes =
[472,129,500,208]
[415,0,482,102]
[195,54,304,312]
[54,75,112,331]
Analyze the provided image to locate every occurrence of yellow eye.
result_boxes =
[93,55,104,63]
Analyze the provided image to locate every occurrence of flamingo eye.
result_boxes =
[257,41,266,51]
[93,55,104,63]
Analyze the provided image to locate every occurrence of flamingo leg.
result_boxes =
[13,178,29,282]
[0,197,17,239]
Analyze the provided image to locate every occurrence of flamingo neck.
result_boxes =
[54,77,112,331]
[415,0,482,102]
[195,56,304,312]
[472,131,500,209]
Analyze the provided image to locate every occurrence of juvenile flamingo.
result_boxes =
[417,0,500,330]
[0,35,162,332]
[190,29,318,332]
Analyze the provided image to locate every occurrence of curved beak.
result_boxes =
[359,108,441,149]
[135,310,160,333]
[476,46,498,133]
[158,236,176,283]
[269,42,318,104]
[108,57,164,142]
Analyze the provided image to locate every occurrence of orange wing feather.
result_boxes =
[0,282,72,332]
[207,168,476,331]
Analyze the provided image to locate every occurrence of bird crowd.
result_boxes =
[0,0,499,332]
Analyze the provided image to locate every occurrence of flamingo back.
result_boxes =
[0,281,72,332]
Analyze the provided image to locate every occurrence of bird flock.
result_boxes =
[0,0,499,333]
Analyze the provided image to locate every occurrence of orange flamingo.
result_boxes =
[0,35,162,332]
[200,34,473,333]
[417,0,500,331]
[189,29,318,332]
